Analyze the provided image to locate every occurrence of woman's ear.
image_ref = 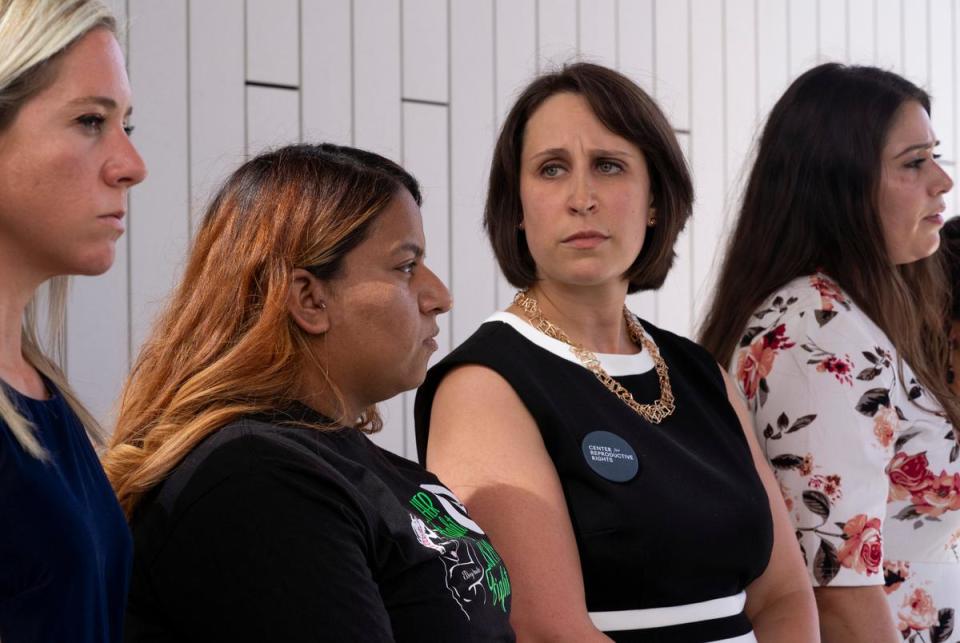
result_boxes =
[287,268,330,335]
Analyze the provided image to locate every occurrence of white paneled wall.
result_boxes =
[68,0,960,459]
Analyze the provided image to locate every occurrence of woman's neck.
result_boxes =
[510,281,636,354]
[0,259,46,395]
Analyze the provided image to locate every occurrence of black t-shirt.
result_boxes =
[0,380,132,643]
[415,315,773,642]
[125,406,514,642]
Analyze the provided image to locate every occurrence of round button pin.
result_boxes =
[581,430,640,482]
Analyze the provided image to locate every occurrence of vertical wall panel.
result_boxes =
[189,0,245,232]
[818,0,847,62]
[902,0,929,88]
[495,0,537,128]
[246,86,301,156]
[578,0,617,67]
[690,0,725,331]
[847,0,875,63]
[401,102,450,457]
[930,0,955,163]
[725,0,757,196]
[537,0,578,70]
[654,0,690,131]
[788,0,818,76]
[301,0,352,145]
[756,0,789,116]
[495,0,538,310]
[450,0,498,345]
[354,0,402,161]
[618,0,655,94]
[127,0,190,354]
[875,0,902,73]
[245,0,299,86]
[657,134,692,337]
[403,0,449,103]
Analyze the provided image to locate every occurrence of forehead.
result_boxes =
[884,100,934,149]
[523,92,635,152]
[31,28,131,107]
[361,188,424,248]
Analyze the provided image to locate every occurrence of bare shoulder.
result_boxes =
[427,363,554,491]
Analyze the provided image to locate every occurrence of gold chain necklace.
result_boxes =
[513,290,675,424]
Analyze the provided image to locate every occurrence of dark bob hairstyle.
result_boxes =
[484,62,693,294]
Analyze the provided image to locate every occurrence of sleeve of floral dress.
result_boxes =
[732,289,896,587]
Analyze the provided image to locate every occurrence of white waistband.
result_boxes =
[588,590,747,632]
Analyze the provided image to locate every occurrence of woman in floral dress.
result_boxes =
[701,64,960,643]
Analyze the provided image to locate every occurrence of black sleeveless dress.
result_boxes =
[414,313,773,643]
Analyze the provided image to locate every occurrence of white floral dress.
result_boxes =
[731,274,960,643]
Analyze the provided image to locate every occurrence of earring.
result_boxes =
[518,221,525,231]
[648,216,657,226]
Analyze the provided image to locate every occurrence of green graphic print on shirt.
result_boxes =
[408,483,511,618]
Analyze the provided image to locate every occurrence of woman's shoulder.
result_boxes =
[144,417,367,519]
[741,274,885,347]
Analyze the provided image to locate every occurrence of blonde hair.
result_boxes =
[0,0,116,458]
[104,144,423,516]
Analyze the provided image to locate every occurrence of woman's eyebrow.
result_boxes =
[66,95,134,117]
[893,140,939,158]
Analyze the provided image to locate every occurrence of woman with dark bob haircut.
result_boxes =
[415,62,816,642]
[105,144,515,642]
[701,64,960,642]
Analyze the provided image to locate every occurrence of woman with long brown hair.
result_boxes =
[104,143,514,642]
[700,64,960,642]
[414,63,816,642]
[0,2,146,641]
[944,217,960,396]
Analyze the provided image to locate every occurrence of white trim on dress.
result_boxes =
[485,311,656,377]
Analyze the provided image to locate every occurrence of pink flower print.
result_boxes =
[815,354,855,385]
[897,588,939,632]
[872,405,898,448]
[837,514,883,576]
[809,275,848,311]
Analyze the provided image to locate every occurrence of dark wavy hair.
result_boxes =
[485,62,693,294]
[700,63,960,434]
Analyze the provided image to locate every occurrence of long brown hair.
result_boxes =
[700,63,960,434]
[0,0,116,458]
[104,143,421,516]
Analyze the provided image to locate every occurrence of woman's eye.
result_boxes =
[123,124,135,136]
[77,114,106,132]
[399,261,418,274]
[541,164,564,178]
[905,158,927,169]
[597,160,623,174]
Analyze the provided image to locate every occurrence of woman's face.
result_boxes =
[0,27,146,281]
[322,189,452,409]
[518,92,652,293]
[877,100,952,265]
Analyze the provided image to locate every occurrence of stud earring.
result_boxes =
[648,216,657,226]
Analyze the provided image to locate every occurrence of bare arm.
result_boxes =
[427,365,613,643]
[721,368,821,643]
[813,587,899,643]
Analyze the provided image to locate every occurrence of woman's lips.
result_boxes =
[98,212,126,233]
[562,231,609,249]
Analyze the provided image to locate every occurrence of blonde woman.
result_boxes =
[0,1,146,642]
[104,144,514,642]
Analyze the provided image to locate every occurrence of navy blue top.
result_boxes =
[0,379,132,643]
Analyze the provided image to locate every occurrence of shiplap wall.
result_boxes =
[66,0,960,458]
